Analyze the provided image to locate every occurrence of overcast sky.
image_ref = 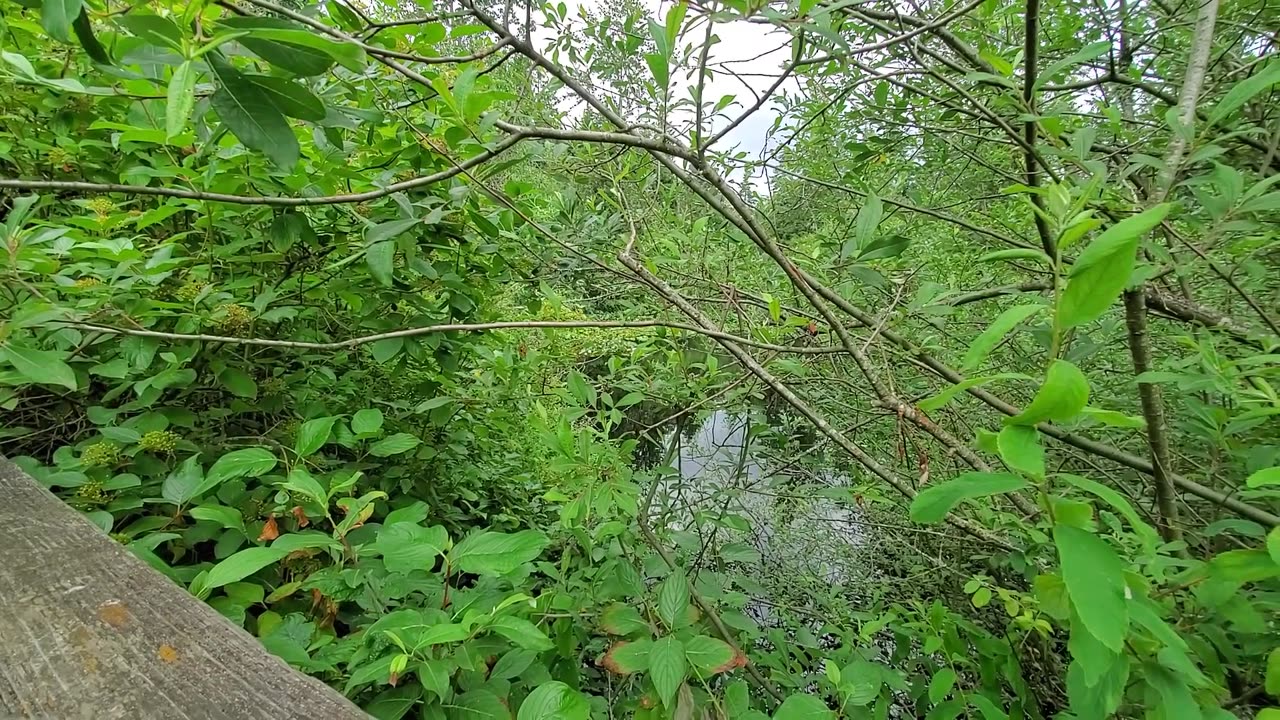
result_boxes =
[529,0,801,179]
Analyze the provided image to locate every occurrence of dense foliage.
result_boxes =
[1,0,1278,717]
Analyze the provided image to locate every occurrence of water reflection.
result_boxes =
[666,410,872,586]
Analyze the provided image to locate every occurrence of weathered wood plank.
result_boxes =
[0,457,368,720]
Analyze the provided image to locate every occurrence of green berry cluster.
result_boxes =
[175,281,207,302]
[139,430,180,454]
[71,479,108,508]
[215,303,253,336]
[48,147,73,167]
[74,276,104,289]
[82,441,121,468]
[86,197,115,217]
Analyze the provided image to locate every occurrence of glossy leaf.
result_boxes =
[909,472,1027,524]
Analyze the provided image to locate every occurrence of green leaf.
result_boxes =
[162,455,204,505]
[928,668,957,704]
[366,241,395,287]
[720,542,761,563]
[444,690,508,720]
[518,681,589,720]
[1007,360,1089,425]
[374,523,448,573]
[208,56,299,168]
[189,504,245,531]
[280,467,328,507]
[1209,61,1280,125]
[218,17,335,76]
[1246,466,1280,488]
[602,639,651,674]
[41,0,82,42]
[1266,647,1280,696]
[1059,204,1171,329]
[72,10,110,63]
[294,416,337,457]
[3,345,77,390]
[854,194,883,249]
[656,573,690,628]
[917,373,1031,412]
[649,636,687,708]
[352,408,384,435]
[219,366,258,399]
[644,52,669,88]
[369,432,420,457]
[233,27,366,71]
[977,248,1051,265]
[417,659,455,699]
[996,424,1045,478]
[1034,41,1110,89]
[909,472,1028,524]
[599,603,648,636]
[203,546,289,591]
[114,13,183,49]
[962,305,1044,372]
[490,649,534,680]
[1079,407,1145,428]
[1054,524,1128,651]
[684,635,734,674]
[193,448,277,498]
[1058,474,1160,543]
[166,61,197,139]
[243,74,326,121]
[772,694,834,719]
[1142,663,1202,720]
[1268,527,1280,566]
[488,616,553,651]
[449,529,548,576]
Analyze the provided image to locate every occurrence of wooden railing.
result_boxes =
[0,458,368,719]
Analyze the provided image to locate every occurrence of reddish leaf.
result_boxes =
[711,650,749,674]
[257,515,279,541]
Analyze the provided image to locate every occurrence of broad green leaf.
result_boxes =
[114,13,183,49]
[962,305,1044,372]
[1142,663,1202,720]
[656,573,690,628]
[352,408,384,435]
[1080,407,1145,428]
[644,51,669,88]
[203,546,289,590]
[854,194,883,249]
[720,542,761,563]
[518,681,589,720]
[909,472,1027,524]
[366,241,395,286]
[374,523,448,573]
[1058,474,1159,543]
[490,649,534,680]
[161,454,204,505]
[602,639,651,674]
[1059,204,1171,329]
[684,635,735,674]
[369,432,420,456]
[996,424,1045,478]
[72,10,109,63]
[772,694,834,719]
[3,345,77,390]
[488,616,553,651]
[1209,61,1280,124]
[193,448,277,498]
[166,62,198,139]
[444,690,508,720]
[928,668,957,704]
[243,74,326,121]
[208,56,299,168]
[217,17,337,76]
[1054,524,1128,651]
[41,0,82,42]
[294,416,337,457]
[649,636,686,708]
[1246,466,1280,488]
[1007,360,1089,425]
[1268,527,1280,566]
[280,467,328,507]
[219,366,258,399]
[189,504,245,531]
[918,373,1031,412]
[234,27,366,71]
[449,529,548,575]
[599,603,648,636]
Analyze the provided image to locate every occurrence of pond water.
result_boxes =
[661,410,878,592]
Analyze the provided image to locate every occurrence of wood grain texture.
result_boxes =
[0,457,369,720]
